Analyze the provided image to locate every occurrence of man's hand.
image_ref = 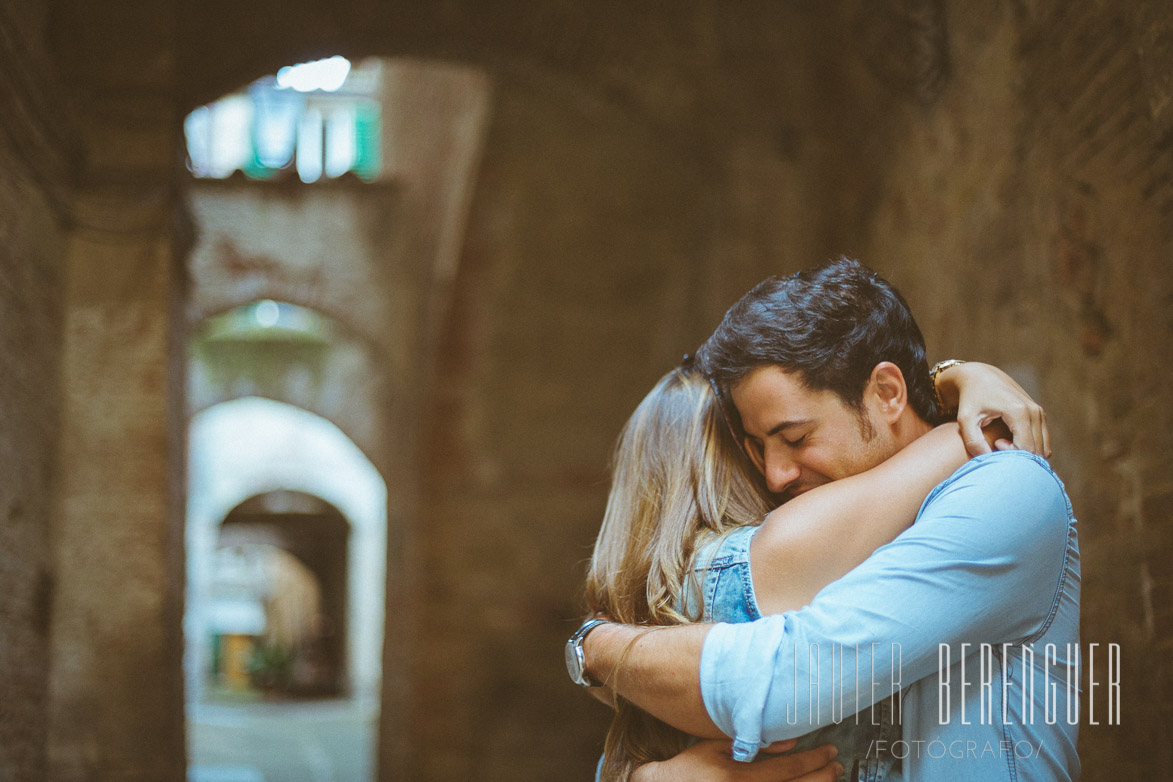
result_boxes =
[631,739,842,782]
[936,361,1051,458]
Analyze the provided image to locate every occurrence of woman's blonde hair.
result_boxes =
[584,366,772,780]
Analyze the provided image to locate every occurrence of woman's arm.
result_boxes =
[750,421,1003,615]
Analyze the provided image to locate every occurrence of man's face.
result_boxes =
[730,365,900,500]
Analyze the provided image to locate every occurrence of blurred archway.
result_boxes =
[186,397,387,780]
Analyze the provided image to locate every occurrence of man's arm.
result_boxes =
[587,622,720,738]
[585,451,1072,757]
[586,655,843,781]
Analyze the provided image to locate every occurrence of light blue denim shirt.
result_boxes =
[684,526,901,782]
[700,451,1081,782]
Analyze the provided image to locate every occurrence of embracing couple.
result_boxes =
[567,258,1079,782]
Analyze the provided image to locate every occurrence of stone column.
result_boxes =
[47,1,187,778]
[49,222,187,782]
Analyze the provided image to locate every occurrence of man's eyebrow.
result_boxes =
[766,418,813,437]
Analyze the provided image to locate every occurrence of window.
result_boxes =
[184,56,381,182]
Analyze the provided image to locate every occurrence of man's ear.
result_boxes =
[867,362,908,424]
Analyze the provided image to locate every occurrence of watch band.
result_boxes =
[929,358,966,417]
[566,618,609,687]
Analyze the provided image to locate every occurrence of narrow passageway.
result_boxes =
[188,699,376,782]
[186,398,388,781]
[180,52,492,782]
[4,3,1171,780]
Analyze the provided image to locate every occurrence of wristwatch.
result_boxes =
[929,358,966,416]
[565,617,609,687]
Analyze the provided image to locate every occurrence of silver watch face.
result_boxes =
[565,639,586,686]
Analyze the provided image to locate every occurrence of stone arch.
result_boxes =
[186,396,387,707]
[218,490,351,694]
[187,298,387,468]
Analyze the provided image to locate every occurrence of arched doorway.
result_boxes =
[186,397,387,781]
[211,491,350,698]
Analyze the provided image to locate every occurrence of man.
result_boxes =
[572,259,1079,781]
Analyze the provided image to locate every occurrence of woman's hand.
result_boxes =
[935,361,1050,458]
[632,739,840,782]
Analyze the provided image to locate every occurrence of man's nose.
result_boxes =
[764,451,801,495]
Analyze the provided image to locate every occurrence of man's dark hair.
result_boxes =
[698,257,939,425]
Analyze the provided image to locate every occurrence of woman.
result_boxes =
[584,362,1023,782]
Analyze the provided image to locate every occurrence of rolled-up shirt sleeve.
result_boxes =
[700,451,1073,761]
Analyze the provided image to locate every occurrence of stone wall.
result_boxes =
[816,3,1173,777]
[0,84,67,782]
[412,74,715,780]
[0,1,70,780]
